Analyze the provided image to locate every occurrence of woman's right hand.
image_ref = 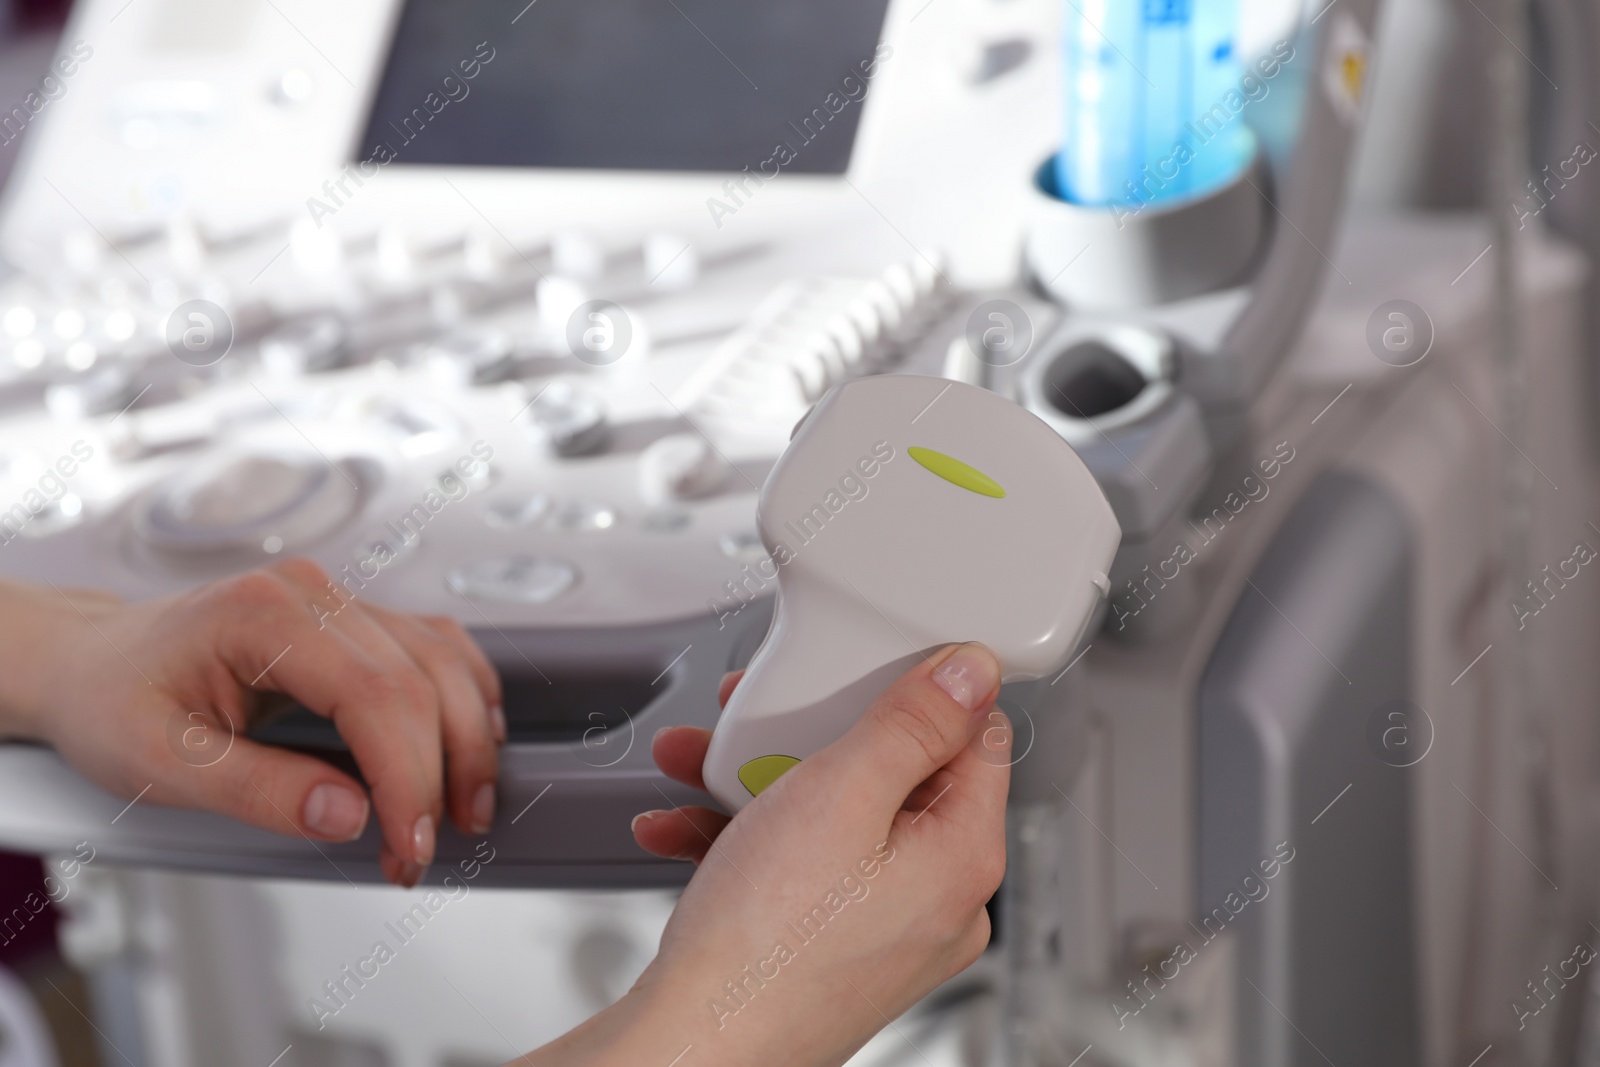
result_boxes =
[528,642,1012,1067]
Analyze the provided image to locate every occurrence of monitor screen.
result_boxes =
[357,0,893,173]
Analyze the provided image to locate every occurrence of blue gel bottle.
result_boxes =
[1056,0,1254,209]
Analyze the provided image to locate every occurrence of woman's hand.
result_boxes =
[0,559,503,888]
[533,643,1011,1067]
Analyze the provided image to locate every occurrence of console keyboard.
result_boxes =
[0,218,959,628]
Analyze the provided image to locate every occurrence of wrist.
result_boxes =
[526,965,728,1067]
[0,581,104,743]
[525,985,684,1066]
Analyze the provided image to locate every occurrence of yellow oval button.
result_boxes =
[738,754,801,796]
[907,447,1006,499]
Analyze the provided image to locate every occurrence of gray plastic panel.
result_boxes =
[1197,470,1418,1067]
[0,599,774,889]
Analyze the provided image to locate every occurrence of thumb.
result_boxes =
[174,733,372,844]
[822,643,1001,811]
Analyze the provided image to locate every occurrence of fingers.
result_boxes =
[367,607,501,836]
[717,670,744,709]
[824,643,1002,814]
[934,706,1013,831]
[174,730,374,844]
[893,713,1012,840]
[637,673,737,794]
[418,613,504,741]
[634,696,728,862]
[202,564,442,885]
[644,674,738,790]
[653,726,712,791]
[269,562,449,883]
[631,806,730,862]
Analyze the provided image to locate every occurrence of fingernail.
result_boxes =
[412,814,436,866]
[631,811,663,833]
[303,783,369,841]
[490,704,507,744]
[932,643,1001,711]
[471,784,496,834]
[397,861,422,889]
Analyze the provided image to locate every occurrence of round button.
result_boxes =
[360,398,456,457]
[644,234,697,290]
[273,67,315,106]
[426,332,516,387]
[463,230,509,280]
[289,219,344,277]
[53,308,86,341]
[138,451,361,555]
[738,755,800,796]
[526,381,610,457]
[260,316,347,377]
[640,434,727,503]
[447,557,578,604]
[374,226,415,282]
[101,308,138,343]
[537,276,588,332]
[483,494,551,528]
[3,305,38,337]
[551,231,605,281]
[64,341,97,372]
[548,499,617,532]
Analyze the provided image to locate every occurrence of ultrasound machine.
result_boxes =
[3,0,1600,1064]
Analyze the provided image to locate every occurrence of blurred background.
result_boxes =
[0,0,1596,1065]
[1,7,100,1065]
